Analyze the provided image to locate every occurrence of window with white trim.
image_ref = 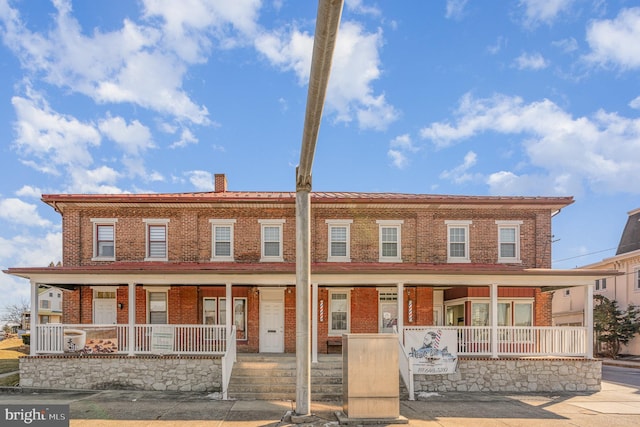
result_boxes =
[496,220,522,263]
[203,298,217,325]
[210,219,236,261]
[91,218,117,260]
[635,267,640,291]
[259,219,285,262]
[144,219,169,261]
[595,278,607,291]
[209,297,247,340]
[329,290,349,335]
[446,220,471,263]
[326,220,352,262]
[377,220,403,262]
[148,291,168,324]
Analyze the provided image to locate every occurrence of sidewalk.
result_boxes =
[2,380,640,427]
[602,356,640,369]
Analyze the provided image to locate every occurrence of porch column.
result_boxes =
[128,283,136,356]
[226,283,232,337]
[585,284,594,359]
[29,280,38,356]
[312,283,318,363]
[397,283,404,337]
[490,284,498,358]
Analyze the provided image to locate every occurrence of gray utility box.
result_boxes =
[342,333,399,419]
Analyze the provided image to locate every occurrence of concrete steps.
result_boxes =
[227,354,343,401]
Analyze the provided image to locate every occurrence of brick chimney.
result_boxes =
[214,174,227,193]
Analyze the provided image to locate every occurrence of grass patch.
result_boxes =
[0,373,20,387]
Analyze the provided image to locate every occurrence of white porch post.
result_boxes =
[585,284,594,359]
[312,283,318,363]
[29,280,38,356]
[397,283,404,337]
[128,283,136,356]
[490,284,498,359]
[226,284,233,337]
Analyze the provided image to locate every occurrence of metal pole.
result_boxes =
[295,0,343,416]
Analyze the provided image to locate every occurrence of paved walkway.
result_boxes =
[2,380,640,427]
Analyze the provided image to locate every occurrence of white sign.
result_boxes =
[151,326,174,354]
[406,329,458,375]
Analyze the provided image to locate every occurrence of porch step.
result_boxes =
[227,354,343,401]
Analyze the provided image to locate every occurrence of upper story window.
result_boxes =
[446,220,471,263]
[210,219,236,261]
[91,218,117,261]
[496,220,522,263]
[326,220,352,262]
[377,220,403,262]
[259,219,285,262]
[595,278,607,291]
[144,219,169,261]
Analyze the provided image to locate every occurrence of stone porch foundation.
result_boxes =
[414,358,601,393]
[19,355,222,392]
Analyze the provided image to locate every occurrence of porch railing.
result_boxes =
[221,326,237,400]
[403,326,589,357]
[35,324,229,355]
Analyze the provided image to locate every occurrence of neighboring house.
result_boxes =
[37,285,63,324]
[553,207,640,355]
[5,174,612,393]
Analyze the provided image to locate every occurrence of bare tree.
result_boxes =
[1,298,30,327]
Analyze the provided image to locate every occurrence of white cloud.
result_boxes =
[630,96,640,110]
[388,134,420,169]
[388,150,408,169]
[98,116,154,156]
[12,94,101,170]
[446,0,468,20]
[0,232,62,267]
[552,37,578,53]
[513,52,549,70]
[255,21,398,131]
[487,36,506,55]
[518,0,574,28]
[0,198,51,227]
[186,170,214,191]
[440,151,478,184]
[420,92,640,195]
[584,7,640,70]
[15,185,43,198]
[170,128,199,148]
[345,0,381,17]
[67,166,123,194]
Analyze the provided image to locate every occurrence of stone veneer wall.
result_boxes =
[20,356,222,392]
[414,358,601,393]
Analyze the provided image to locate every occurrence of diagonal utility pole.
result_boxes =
[295,0,343,417]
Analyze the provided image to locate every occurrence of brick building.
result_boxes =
[7,174,611,357]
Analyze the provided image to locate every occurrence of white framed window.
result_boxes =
[259,219,285,262]
[635,267,640,291]
[329,290,350,336]
[326,220,352,262]
[595,278,607,291]
[210,219,236,261]
[208,297,247,340]
[377,220,403,262]
[40,300,50,309]
[496,221,522,263]
[146,288,169,324]
[144,219,169,261]
[446,220,471,263]
[91,218,117,261]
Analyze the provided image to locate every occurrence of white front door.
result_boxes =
[94,299,117,324]
[259,289,284,353]
[379,290,398,333]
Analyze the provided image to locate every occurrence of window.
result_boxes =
[514,303,532,326]
[259,219,285,262]
[563,289,570,297]
[41,315,50,324]
[40,300,50,309]
[326,220,352,262]
[634,267,640,291]
[377,220,403,262]
[446,220,471,263]
[204,297,247,340]
[203,298,217,325]
[210,219,236,261]
[496,221,522,263]
[471,302,489,326]
[91,218,117,260]
[148,291,168,324]
[144,219,169,261]
[329,290,349,335]
[595,278,607,291]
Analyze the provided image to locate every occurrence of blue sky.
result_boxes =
[0,0,639,315]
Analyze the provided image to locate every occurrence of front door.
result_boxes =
[379,290,398,333]
[259,288,284,353]
[94,298,116,324]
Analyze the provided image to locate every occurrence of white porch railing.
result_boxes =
[35,324,230,355]
[221,326,237,400]
[403,326,589,357]
[394,326,415,401]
